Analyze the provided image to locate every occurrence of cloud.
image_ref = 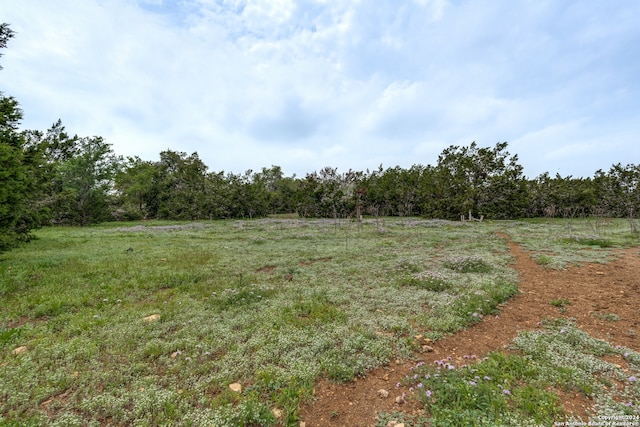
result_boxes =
[2,0,639,177]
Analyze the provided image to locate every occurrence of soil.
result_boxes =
[299,234,640,426]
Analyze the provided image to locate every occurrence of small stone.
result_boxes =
[272,408,282,419]
[422,345,434,352]
[395,395,404,404]
[299,422,306,427]
[143,314,161,322]
[378,388,389,398]
[386,421,405,427]
[229,383,242,393]
[383,373,389,381]
[12,346,27,355]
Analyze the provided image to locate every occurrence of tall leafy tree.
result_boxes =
[0,23,42,251]
[114,156,155,219]
[148,150,208,219]
[433,142,527,219]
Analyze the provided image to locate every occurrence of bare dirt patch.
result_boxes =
[299,235,640,426]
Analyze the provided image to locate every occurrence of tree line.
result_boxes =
[2,24,640,252]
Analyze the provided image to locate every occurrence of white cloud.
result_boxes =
[2,0,639,177]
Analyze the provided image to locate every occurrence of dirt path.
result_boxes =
[299,236,640,426]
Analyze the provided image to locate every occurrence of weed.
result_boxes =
[591,312,620,322]
[398,271,450,292]
[535,254,553,266]
[550,299,571,307]
[402,352,562,426]
[443,256,492,273]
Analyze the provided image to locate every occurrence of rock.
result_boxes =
[143,314,161,322]
[386,421,405,427]
[12,346,27,355]
[229,383,242,393]
[377,388,389,398]
[272,408,282,419]
[422,345,434,352]
[299,422,306,427]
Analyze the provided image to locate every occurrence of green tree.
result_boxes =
[0,23,42,251]
[113,156,155,219]
[51,134,121,225]
[433,142,527,219]
[148,150,208,219]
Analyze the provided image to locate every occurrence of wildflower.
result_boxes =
[629,376,637,382]
[204,351,211,356]
[469,381,476,386]
[503,389,511,395]
[414,374,418,379]
[560,329,566,333]
[396,382,400,389]
[417,383,423,388]
[93,315,99,319]
[447,364,455,370]
[484,376,491,381]
[625,402,633,407]
[425,390,432,398]
[624,352,629,358]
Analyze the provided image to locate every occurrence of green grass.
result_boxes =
[503,217,637,268]
[0,218,635,425]
[399,319,640,426]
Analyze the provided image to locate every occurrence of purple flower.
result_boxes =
[469,381,477,386]
[484,376,491,381]
[417,383,423,388]
[503,389,511,395]
[625,402,633,407]
[629,376,637,382]
[624,352,629,357]
[425,390,432,397]
[396,382,400,389]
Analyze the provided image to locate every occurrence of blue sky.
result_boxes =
[1,0,639,178]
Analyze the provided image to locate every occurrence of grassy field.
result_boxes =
[0,217,638,426]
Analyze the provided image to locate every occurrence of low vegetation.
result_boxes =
[1,218,637,425]
[396,319,640,426]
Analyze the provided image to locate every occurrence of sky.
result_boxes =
[1,0,639,178]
